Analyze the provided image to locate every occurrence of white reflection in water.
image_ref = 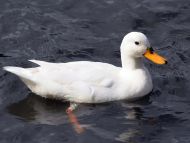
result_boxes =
[7,94,149,141]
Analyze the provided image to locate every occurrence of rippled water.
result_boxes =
[0,0,190,142]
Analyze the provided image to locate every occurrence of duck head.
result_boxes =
[120,32,167,68]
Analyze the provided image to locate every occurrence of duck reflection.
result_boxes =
[7,93,104,134]
[121,95,151,120]
[115,95,152,142]
[7,93,70,125]
[7,93,154,141]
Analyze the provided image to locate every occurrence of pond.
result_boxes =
[0,0,190,142]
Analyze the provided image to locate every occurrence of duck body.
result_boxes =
[3,32,166,104]
[4,60,152,103]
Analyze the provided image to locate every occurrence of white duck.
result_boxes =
[3,32,167,112]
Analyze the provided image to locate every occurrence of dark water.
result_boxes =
[0,0,190,142]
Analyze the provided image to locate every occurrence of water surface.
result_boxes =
[0,0,190,142]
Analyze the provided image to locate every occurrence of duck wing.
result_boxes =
[29,60,120,86]
[28,60,120,103]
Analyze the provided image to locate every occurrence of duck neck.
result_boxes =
[121,55,144,70]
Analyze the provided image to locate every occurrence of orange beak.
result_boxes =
[143,48,167,65]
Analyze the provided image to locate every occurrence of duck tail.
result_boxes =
[3,66,36,86]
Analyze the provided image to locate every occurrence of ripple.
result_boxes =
[1,0,190,142]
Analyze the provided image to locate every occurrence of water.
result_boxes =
[0,0,190,142]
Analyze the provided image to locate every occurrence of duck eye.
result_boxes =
[135,41,139,45]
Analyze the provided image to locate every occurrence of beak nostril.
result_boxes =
[149,47,154,54]
[165,60,168,64]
